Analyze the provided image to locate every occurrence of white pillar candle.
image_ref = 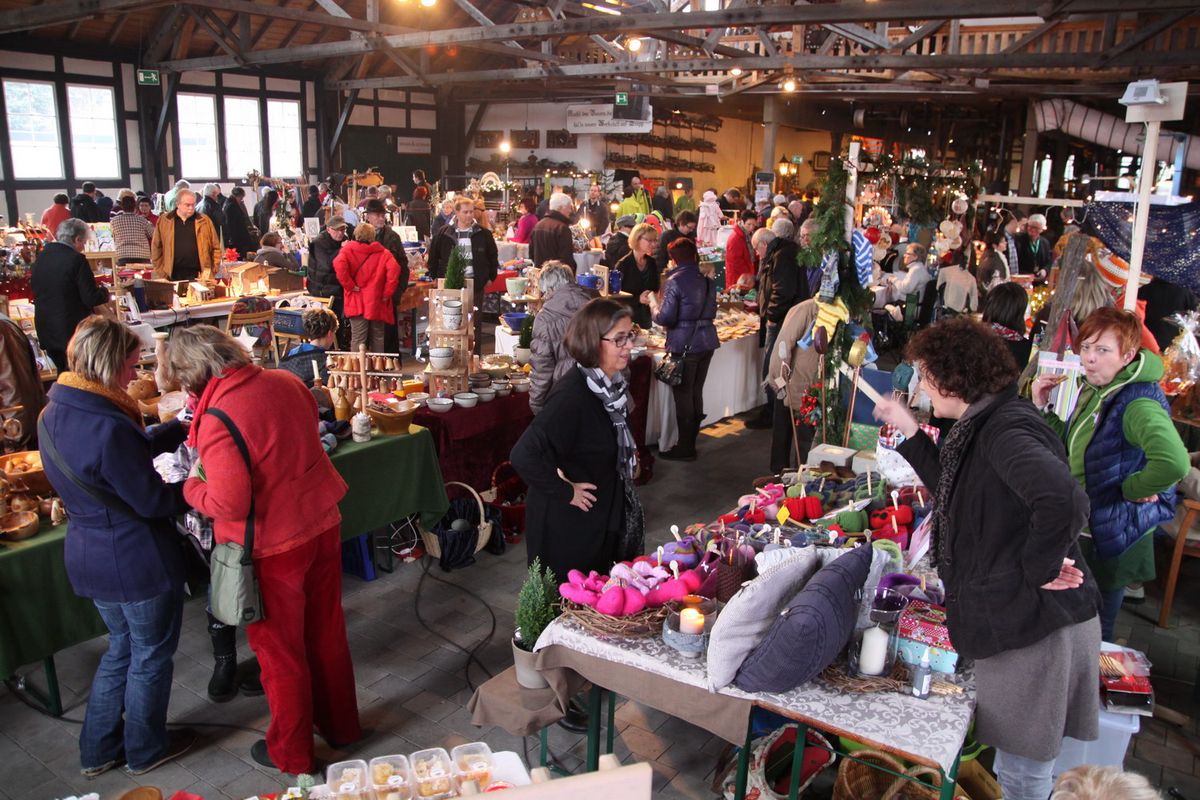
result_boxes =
[858,625,889,676]
[679,608,705,636]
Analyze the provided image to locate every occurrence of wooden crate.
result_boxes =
[227,262,269,295]
[425,279,474,395]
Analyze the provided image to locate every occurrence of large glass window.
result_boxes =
[224,96,262,178]
[3,80,64,179]
[177,92,219,178]
[67,85,120,179]
[267,99,303,178]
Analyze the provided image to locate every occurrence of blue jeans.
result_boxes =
[1098,587,1125,642]
[81,588,184,771]
[993,748,1056,800]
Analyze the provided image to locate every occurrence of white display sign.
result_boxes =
[395,135,432,154]
[566,104,654,134]
[303,217,321,238]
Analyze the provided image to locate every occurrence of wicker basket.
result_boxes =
[480,460,526,537]
[832,749,953,800]
[560,601,669,639]
[419,481,492,559]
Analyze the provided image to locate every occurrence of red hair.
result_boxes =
[1077,307,1141,355]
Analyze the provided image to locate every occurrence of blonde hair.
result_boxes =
[67,316,141,390]
[166,324,252,394]
[628,223,659,255]
[1051,765,1161,800]
[353,222,377,243]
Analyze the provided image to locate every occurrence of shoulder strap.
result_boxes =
[37,415,138,518]
[203,408,256,564]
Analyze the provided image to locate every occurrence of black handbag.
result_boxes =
[653,277,714,387]
[617,474,645,563]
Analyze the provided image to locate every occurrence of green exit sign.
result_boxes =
[791,155,804,164]
[615,92,628,106]
[137,69,160,86]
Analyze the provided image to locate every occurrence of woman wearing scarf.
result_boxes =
[39,317,195,778]
[511,297,642,584]
[980,282,1032,369]
[873,318,1100,800]
[168,325,361,776]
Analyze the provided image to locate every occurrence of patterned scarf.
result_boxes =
[579,365,637,480]
[57,371,144,428]
[990,322,1025,342]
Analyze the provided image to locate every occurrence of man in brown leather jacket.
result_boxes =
[150,189,221,281]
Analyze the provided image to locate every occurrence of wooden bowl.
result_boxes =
[137,395,162,419]
[367,406,415,435]
[0,510,39,541]
[0,451,51,495]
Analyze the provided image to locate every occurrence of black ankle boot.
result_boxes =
[208,615,239,703]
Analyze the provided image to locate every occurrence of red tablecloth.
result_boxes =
[484,270,519,295]
[413,392,533,491]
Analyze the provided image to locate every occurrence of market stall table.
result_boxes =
[475,614,974,800]
[573,250,604,275]
[136,290,305,328]
[414,393,533,492]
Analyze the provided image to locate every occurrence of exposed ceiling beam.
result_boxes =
[154,0,1200,71]
[822,23,891,51]
[453,0,539,59]
[0,0,171,34]
[107,11,130,45]
[329,49,1200,91]
[1001,18,1061,53]
[144,7,186,65]
[890,21,945,53]
[186,8,246,65]
[1095,10,1189,66]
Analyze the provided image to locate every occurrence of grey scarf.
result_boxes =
[579,365,638,481]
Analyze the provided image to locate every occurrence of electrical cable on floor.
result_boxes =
[413,554,497,693]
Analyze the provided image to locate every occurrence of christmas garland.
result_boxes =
[859,155,983,227]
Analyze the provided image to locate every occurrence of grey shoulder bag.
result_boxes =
[203,408,265,626]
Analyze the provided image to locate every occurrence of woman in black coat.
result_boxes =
[981,281,1032,369]
[253,189,279,239]
[511,298,640,583]
[222,188,256,258]
[874,318,1100,800]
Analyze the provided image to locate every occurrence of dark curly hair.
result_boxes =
[905,317,1018,404]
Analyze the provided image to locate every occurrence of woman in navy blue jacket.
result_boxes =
[39,317,195,778]
[649,237,719,461]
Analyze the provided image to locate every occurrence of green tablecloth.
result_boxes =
[0,521,106,678]
[332,425,450,536]
[0,426,449,678]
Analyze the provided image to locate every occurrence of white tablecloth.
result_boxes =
[495,326,519,356]
[644,331,764,451]
[135,291,306,329]
[573,250,604,275]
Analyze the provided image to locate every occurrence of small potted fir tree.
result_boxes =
[512,557,558,689]
[514,313,534,366]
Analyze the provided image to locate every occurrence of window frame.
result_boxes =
[176,91,222,182]
[65,82,121,180]
[2,77,66,180]
[266,98,304,179]
[223,95,264,180]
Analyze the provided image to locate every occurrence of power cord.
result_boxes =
[412,554,497,693]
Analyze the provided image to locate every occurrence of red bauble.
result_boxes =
[864,226,882,245]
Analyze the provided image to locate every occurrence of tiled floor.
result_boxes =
[2,418,1198,800]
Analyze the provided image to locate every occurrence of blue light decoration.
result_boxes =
[1083,200,1200,292]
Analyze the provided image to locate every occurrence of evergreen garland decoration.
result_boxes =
[514,558,560,652]
[797,158,851,272]
[444,244,466,290]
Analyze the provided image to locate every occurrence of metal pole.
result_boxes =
[1124,119,1161,310]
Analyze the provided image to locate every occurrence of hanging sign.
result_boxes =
[615,92,629,106]
[395,136,432,154]
[566,104,653,134]
[136,69,160,86]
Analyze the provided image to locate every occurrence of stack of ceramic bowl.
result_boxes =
[475,386,496,402]
[429,347,454,370]
[441,299,463,330]
[468,372,492,391]
[492,380,512,397]
[510,377,531,393]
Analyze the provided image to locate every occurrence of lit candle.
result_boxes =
[858,625,889,676]
[679,608,705,635]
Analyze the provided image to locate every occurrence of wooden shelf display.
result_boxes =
[326,349,406,413]
[426,279,474,396]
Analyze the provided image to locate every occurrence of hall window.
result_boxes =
[3,79,64,179]
[177,92,219,179]
[224,96,262,179]
[267,99,303,178]
[67,85,120,179]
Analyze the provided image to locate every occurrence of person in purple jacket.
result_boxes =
[648,237,719,461]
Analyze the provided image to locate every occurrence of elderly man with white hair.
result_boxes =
[1015,212,1052,278]
[30,219,112,371]
[530,192,577,268]
[196,182,225,235]
[529,261,596,413]
[150,188,221,281]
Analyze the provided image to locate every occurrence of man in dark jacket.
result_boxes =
[1014,213,1053,278]
[307,217,347,315]
[747,220,807,428]
[363,198,410,288]
[580,184,610,236]
[657,210,697,268]
[604,215,635,267]
[428,197,499,353]
[70,182,102,223]
[530,194,576,268]
[31,219,111,371]
[197,183,226,238]
[222,187,256,258]
[301,185,322,220]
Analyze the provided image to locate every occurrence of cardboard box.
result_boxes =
[805,443,856,468]
[267,268,305,293]
[227,262,269,295]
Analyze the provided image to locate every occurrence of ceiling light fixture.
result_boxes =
[499,141,511,154]
[627,36,642,52]
[782,78,796,92]
[419,0,436,6]
[730,66,743,77]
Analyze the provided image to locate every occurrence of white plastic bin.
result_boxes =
[1052,708,1141,777]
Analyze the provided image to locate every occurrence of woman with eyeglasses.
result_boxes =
[511,297,641,584]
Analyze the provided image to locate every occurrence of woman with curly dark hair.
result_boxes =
[874,317,1100,800]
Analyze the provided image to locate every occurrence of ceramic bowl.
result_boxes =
[405,392,430,407]
[442,314,462,329]
[430,355,454,370]
[454,392,479,408]
[501,312,528,332]
[0,510,39,541]
[469,371,492,384]
[428,346,454,358]
[492,381,513,397]
[480,360,512,380]
[427,397,454,413]
[510,378,531,393]
[506,277,527,297]
[442,299,463,311]
[475,387,496,403]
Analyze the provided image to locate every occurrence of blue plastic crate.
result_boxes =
[272,307,305,335]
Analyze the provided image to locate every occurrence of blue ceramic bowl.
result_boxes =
[501,312,528,331]
[577,273,603,290]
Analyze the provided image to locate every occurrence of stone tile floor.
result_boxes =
[2,418,1198,799]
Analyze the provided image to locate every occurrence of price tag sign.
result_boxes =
[776,505,791,525]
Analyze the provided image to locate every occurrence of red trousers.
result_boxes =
[247,527,361,774]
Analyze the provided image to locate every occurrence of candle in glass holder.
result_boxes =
[679,608,705,635]
[858,625,889,676]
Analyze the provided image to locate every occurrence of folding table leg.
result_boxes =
[606,691,617,755]
[732,717,754,800]
[787,723,809,800]
[939,748,962,800]
[585,685,603,771]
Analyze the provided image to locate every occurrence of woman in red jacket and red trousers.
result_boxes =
[169,325,361,775]
[333,222,402,354]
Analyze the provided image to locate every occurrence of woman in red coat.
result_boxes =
[333,222,401,353]
[170,325,361,775]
